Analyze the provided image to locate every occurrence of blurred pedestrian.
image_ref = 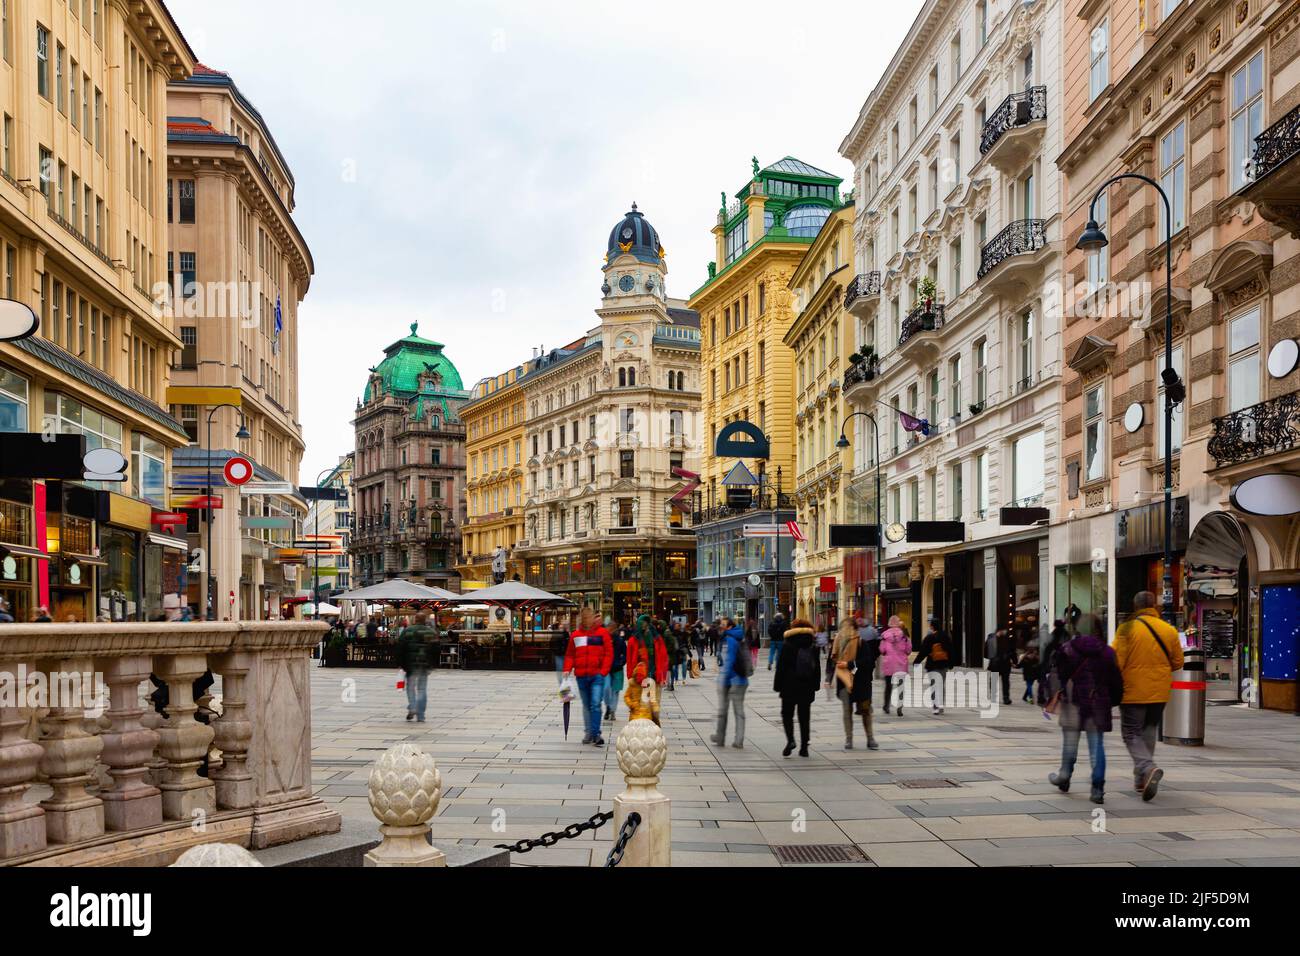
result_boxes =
[711,617,749,748]
[604,619,628,721]
[1114,591,1182,801]
[774,619,819,757]
[1049,612,1122,804]
[830,617,859,749]
[767,612,786,670]
[564,606,613,746]
[396,612,437,722]
[913,618,954,715]
[879,615,910,716]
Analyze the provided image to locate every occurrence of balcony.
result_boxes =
[0,621,340,865]
[979,85,1047,176]
[693,492,793,526]
[844,272,882,316]
[1243,104,1300,237]
[978,219,1048,294]
[897,302,944,365]
[842,355,881,403]
[1207,390,1300,469]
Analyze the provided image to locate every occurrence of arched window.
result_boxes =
[618,368,626,387]
[627,367,636,387]
[784,203,831,237]
[667,370,675,389]
[676,371,685,390]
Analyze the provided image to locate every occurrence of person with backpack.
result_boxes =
[1049,612,1123,804]
[913,618,955,715]
[396,612,438,722]
[564,607,614,746]
[711,617,750,748]
[1113,591,1183,801]
[878,616,911,716]
[774,619,820,757]
[604,621,629,721]
[767,612,787,670]
[984,628,1017,705]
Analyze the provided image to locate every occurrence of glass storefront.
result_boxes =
[100,527,138,621]
[1054,560,1108,635]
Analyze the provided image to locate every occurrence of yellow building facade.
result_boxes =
[457,363,527,589]
[689,157,844,622]
[783,202,859,626]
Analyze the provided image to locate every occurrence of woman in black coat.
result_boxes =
[774,620,820,757]
[848,632,881,750]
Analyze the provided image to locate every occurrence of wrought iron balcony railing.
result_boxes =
[1207,390,1300,467]
[843,358,880,389]
[692,493,794,526]
[978,219,1047,278]
[1248,103,1300,182]
[980,85,1048,154]
[898,302,944,347]
[844,271,881,310]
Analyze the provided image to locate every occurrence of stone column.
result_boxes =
[98,656,162,831]
[209,651,254,810]
[154,654,216,821]
[983,547,998,643]
[613,717,670,867]
[38,658,105,844]
[0,705,46,858]
[365,743,444,867]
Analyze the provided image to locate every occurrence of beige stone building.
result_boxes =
[457,362,527,590]
[516,205,701,623]
[1057,0,1300,710]
[163,62,313,620]
[1,0,195,622]
[783,202,861,625]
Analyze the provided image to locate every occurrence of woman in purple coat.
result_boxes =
[1048,613,1123,805]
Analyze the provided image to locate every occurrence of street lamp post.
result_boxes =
[205,404,250,621]
[1076,173,1184,625]
[836,411,884,626]
[311,465,340,621]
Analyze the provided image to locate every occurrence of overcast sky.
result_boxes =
[165,0,920,484]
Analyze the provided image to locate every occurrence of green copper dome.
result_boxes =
[363,322,466,402]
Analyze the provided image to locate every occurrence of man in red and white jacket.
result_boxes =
[564,607,614,746]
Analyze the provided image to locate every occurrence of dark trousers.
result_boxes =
[998,668,1011,703]
[781,699,811,746]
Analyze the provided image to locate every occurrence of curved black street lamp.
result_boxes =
[205,404,250,620]
[836,410,884,626]
[1076,173,1185,625]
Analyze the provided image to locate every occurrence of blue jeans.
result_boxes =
[577,675,605,740]
[554,655,565,684]
[768,640,783,668]
[604,670,624,714]
[404,668,429,720]
[1060,728,1106,789]
[1024,677,1036,700]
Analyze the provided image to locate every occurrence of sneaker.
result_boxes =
[581,734,594,745]
[1090,787,1105,805]
[782,742,795,757]
[867,738,879,750]
[798,746,810,758]
[710,733,724,745]
[1049,772,1070,793]
[1141,767,1163,802]
[730,742,743,749]
[405,712,414,721]
[593,737,606,747]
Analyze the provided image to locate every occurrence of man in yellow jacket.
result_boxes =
[1113,591,1184,801]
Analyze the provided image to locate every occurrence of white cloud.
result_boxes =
[164,0,919,483]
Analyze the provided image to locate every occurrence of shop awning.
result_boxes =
[63,552,108,567]
[146,533,188,551]
[0,544,50,560]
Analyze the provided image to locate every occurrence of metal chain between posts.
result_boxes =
[603,812,641,868]
[494,811,612,855]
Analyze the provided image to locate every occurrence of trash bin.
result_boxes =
[1162,648,1205,745]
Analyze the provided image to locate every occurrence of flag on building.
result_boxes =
[786,520,805,542]
[273,296,283,354]
[898,410,930,436]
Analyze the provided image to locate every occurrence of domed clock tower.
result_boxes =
[600,203,668,308]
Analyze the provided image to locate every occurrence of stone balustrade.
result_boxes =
[0,622,341,866]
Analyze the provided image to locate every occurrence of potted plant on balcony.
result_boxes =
[915,277,938,330]
[969,400,985,416]
[858,345,878,380]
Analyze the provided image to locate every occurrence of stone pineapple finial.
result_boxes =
[365,743,445,867]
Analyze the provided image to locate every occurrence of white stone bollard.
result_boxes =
[170,842,264,866]
[365,743,445,867]
[613,718,670,867]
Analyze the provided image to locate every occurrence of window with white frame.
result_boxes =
[1013,430,1047,504]
[1158,342,1184,455]
[0,364,28,432]
[976,452,989,516]
[949,355,962,417]
[1159,123,1186,237]
[1228,307,1261,412]
[1231,52,1264,191]
[1016,310,1035,392]
[1084,384,1105,483]
[131,433,165,506]
[950,462,963,520]
[1090,18,1109,102]
[974,338,987,405]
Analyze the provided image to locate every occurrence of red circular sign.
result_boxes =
[223,456,254,486]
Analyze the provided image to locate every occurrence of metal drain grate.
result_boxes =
[984,725,1050,734]
[896,778,962,789]
[773,844,870,865]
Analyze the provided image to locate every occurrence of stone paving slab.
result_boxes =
[313,667,1300,867]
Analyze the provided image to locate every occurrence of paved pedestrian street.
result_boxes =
[312,666,1300,867]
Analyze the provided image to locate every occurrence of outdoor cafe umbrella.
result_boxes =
[447,581,575,665]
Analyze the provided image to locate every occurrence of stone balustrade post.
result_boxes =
[613,717,670,867]
[365,743,445,867]
[153,654,216,821]
[37,656,105,844]
[98,656,162,831]
[209,651,254,810]
[0,704,46,858]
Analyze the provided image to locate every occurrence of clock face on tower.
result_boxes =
[618,274,635,293]
[620,225,634,241]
